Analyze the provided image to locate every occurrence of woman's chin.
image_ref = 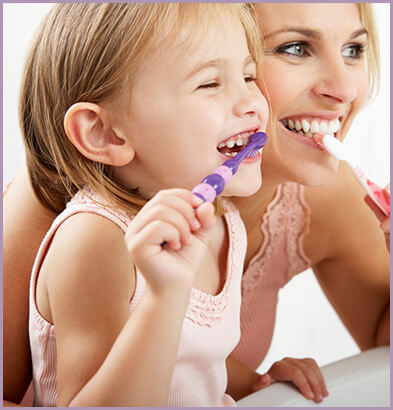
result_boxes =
[289,158,340,186]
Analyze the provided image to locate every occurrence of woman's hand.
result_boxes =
[125,188,216,295]
[364,183,390,252]
[252,357,329,403]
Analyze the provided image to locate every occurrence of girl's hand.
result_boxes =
[251,357,329,403]
[364,183,390,252]
[125,189,216,295]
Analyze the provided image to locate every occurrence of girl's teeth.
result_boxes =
[235,137,243,146]
[226,140,235,148]
[288,119,295,129]
[295,120,302,131]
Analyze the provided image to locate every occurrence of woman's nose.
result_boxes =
[312,54,358,104]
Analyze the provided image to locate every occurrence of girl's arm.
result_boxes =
[41,190,215,406]
[306,162,390,350]
[3,166,56,405]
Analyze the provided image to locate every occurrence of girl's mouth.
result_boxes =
[217,130,261,158]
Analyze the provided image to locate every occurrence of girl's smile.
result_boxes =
[112,18,268,199]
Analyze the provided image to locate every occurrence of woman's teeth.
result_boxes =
[283,118,340,137]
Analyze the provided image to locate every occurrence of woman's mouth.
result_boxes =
[280,116,342,150]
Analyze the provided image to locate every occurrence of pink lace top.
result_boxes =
[29,188,247,407]
[232,182,312,370]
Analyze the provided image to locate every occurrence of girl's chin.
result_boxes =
[224,177,262,198]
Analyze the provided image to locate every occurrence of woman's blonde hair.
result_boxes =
[358,3,380,99]
[20,3,262,214]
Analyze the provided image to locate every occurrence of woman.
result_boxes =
[226,2,390,401]
[3,2,389,406]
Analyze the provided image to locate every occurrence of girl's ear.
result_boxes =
[64,102,134,166]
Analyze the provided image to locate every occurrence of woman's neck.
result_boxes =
[231,171,282,230]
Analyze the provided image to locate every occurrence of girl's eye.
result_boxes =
[244,75,257,83]
[197,82,219,90]
[275,42,309,57]
[342,43,366,59]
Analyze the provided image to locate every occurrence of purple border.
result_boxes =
[1,2,391,410]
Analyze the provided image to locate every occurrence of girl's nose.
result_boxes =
[233,86,268,119]
[312,55,358,104]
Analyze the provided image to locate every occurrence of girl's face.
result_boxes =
[254,3,369,185]
[113,19,268,199]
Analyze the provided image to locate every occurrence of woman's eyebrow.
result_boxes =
[348,28,368,40]
[264,26,368,41]
[264,27,322,41]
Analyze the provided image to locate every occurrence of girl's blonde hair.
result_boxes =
[20,3,262,214]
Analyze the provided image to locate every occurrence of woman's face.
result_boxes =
[255,3,369,185]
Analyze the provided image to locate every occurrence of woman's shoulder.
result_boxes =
[305,161,365,222]
[303,161,380,260]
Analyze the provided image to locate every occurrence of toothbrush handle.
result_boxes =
[353,166,390,216]
[192,165,233,203]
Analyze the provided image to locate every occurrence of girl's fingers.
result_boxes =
[128,220,181,257]
[194,202,216,238]
[149,190,203,230]
[127,204,194,246]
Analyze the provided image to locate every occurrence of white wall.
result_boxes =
[3,3,390,369]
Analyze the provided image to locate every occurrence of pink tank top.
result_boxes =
[233,182,312,370]
[29,189,247,407]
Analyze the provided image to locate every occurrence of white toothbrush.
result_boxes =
[322,134,390,216]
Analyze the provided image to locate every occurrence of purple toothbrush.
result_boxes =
[161,132,267,247]
[192,131,267,203]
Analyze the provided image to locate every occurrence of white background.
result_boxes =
[2,3,390,370]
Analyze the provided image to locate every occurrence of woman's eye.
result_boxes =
[342,44,366,59]
[197,82,219,89]
[275,42,309,57]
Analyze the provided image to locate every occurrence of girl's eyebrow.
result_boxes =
[264,26,368,41]
[186,55,256,80]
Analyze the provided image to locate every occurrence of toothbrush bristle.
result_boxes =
[245,132,267,158]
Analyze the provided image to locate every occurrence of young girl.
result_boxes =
[22,3,269,406]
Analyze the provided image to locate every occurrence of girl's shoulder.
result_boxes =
[37,209,135,324]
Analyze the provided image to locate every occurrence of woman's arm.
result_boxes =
[306,162,390,350]
[3,167,56,405]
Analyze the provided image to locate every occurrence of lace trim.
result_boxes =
[70,189,244,327]
[242,183,311,297]
[186,199,244,327]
